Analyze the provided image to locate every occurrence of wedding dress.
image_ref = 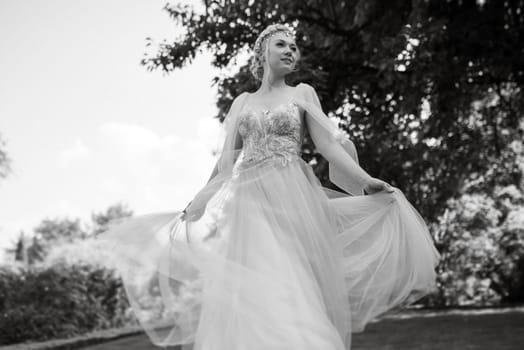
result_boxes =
[99,82,440,350]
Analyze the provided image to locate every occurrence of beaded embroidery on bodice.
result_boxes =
[236,101,302,168]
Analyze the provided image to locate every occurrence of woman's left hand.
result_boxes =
[363,177,394,195]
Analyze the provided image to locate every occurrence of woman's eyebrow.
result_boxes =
[276,39,297,46]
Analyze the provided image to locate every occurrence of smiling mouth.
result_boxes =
[281,58,293,64]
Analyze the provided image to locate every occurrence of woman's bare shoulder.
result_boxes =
[296,82,317,97]
[235,91,250,100]
[296,82,315,92]
[294,82,318,102]
[231,91,249,107]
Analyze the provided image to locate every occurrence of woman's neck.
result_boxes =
[257,73,288,93]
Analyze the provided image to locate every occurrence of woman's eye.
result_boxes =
[275,42,297,51]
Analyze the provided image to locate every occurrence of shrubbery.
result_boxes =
[0,262,135,345]
[425,138,524,307]
[0,204,137,346]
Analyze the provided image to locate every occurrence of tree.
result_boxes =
[4,217,87,265]
[33,217,87,243]
[5,203,135,266]
[90,202,134,236]
[25,217,88,263]
[4,231,31,265]
[0,132,12,180]
[139,0,524,222]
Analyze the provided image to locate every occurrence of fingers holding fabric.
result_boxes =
[363,177,395,195]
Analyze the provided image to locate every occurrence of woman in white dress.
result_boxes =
[100,23,440,350]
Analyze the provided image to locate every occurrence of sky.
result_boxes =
[0,0,236,261]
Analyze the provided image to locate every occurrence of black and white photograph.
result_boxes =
[0,1,523,349]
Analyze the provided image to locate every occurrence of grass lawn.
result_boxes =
[351,310,524,349]
[81,310,524,350]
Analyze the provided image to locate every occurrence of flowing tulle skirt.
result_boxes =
[99,155,439,350]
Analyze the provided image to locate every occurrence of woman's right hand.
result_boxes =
[363,177,394,195]
[180,201,206,222]
[179,201,192,221]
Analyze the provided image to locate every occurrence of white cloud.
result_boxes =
[94,118,222,212]
[99,122,177,157]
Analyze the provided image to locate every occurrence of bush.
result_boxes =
[0,263,135,346]
[426,184,524,307]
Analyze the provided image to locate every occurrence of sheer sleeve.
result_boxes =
[183,92,248,221]
[294,83,369,196]
[201,92,248,186]
[217,92,248,172]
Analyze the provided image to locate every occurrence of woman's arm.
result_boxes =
[182,93,246,215]
[206,161,219,184]
[301,83,392,194]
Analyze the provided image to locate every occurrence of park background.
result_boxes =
[1,0,523,348]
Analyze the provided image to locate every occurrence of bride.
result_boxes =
[100,23,440,350]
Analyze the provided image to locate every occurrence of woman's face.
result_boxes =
[264,32,299,77]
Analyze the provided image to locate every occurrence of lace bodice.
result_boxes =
[236,101,302,169]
